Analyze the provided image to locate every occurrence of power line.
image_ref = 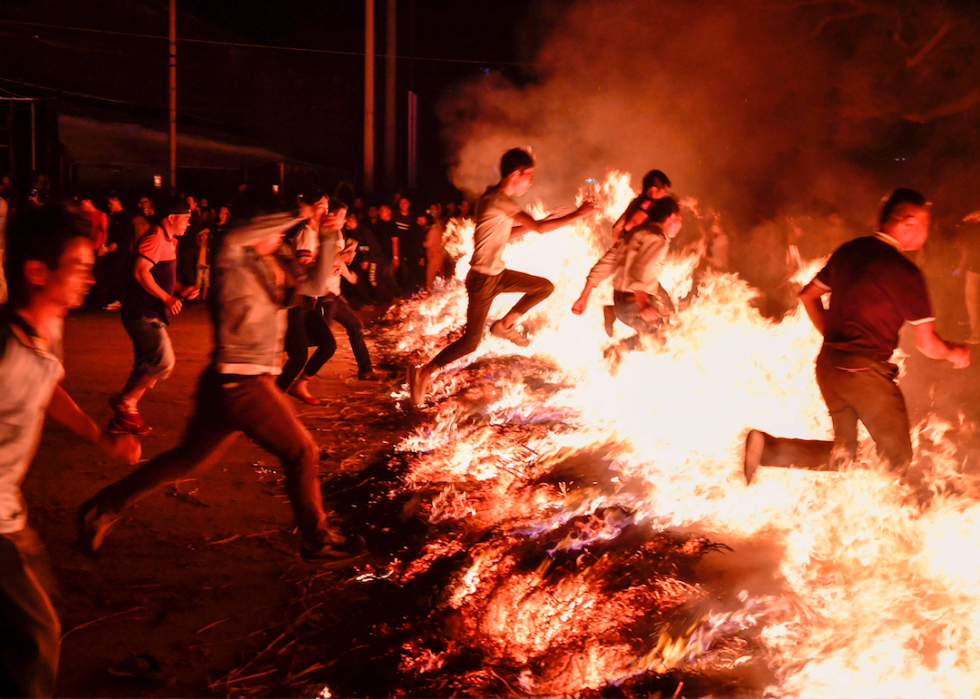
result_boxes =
[0,76,351,115]
[0,18,534,66]
[0,76,158,108]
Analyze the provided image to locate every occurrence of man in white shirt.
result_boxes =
[408,148,595,406]
[572,196,682,353]
[1,207,139,697]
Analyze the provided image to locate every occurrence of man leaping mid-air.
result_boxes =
[407,147,595,406]
[572,196,682,355]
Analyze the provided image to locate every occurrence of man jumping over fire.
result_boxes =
[407,147,595,406]
[743,188,970,492]
[571,196,682,354]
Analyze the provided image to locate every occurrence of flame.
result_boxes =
[378,170,980,697]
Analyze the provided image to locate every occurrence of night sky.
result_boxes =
[0,0,566,198]
[2,0,980,217]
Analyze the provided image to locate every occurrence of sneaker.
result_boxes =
[358,370,382,381]
[603,305,617,338]
[287,382,321,406]
[103,300,123,311]
[78,500,118,554]
[489,320,530,347]
[743,429,765,485]
[407,365,430,407]
[108,393,129,413]
[107,412,153,436]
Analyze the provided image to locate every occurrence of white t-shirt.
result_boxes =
[297,226,345,298]
[0,316,65,534]
[469,185,523,276]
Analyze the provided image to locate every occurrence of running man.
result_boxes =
[743,189,970,490]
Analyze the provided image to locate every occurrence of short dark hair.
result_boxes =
[500,148,535,179]
[879,188,926,226]
[647,196,680,224]
[158,195,191,217]
[297,190,327,205]
[642,170,671,191]
[329,198,349,214]
[4,205,90,309]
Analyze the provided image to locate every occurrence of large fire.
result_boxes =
[367,172,980,698]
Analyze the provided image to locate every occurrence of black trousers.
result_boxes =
[277,295,372,390]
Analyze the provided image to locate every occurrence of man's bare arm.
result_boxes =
[46,386,141,463]
[509,202,595,241]
[799,281,828,335]
[914,321,971,368]
[134,257,183,315]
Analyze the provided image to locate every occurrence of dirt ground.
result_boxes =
[25,304,399,698]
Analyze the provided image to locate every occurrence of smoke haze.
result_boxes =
[438,0,980,231]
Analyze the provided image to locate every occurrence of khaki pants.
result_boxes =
[88,369,328,548]
[755,347,913,476]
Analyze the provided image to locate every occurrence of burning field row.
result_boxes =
[315,172,980,698]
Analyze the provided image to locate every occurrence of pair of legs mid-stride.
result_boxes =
[408,268,553,406]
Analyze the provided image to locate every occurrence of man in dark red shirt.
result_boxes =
[110,197,198,435]
[744,189,970,488]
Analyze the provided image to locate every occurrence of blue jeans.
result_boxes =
[121,316,176,389]
[613,291,669,350]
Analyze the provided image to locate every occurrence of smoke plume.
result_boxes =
[438,0,980,233]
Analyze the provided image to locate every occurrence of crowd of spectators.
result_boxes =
[0,180,474,314]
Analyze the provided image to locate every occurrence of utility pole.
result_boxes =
[384,0,396,189]
[364,0,375,192]
[169,0,177,193]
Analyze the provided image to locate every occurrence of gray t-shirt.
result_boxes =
[469,185,523,276]
[0,314,65,534]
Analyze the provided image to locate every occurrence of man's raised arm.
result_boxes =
[509,201,595,241]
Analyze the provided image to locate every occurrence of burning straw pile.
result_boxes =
[245,172,980,698]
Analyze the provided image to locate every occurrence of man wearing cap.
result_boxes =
[743,189,970,490]
[109,197,198,435]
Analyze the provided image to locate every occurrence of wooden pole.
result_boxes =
[169,0,177,193]
[384,0,396,189]
[364,0,375,192]
[30,99,36,173]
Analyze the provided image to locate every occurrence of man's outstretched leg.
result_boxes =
[488,269,554,346]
